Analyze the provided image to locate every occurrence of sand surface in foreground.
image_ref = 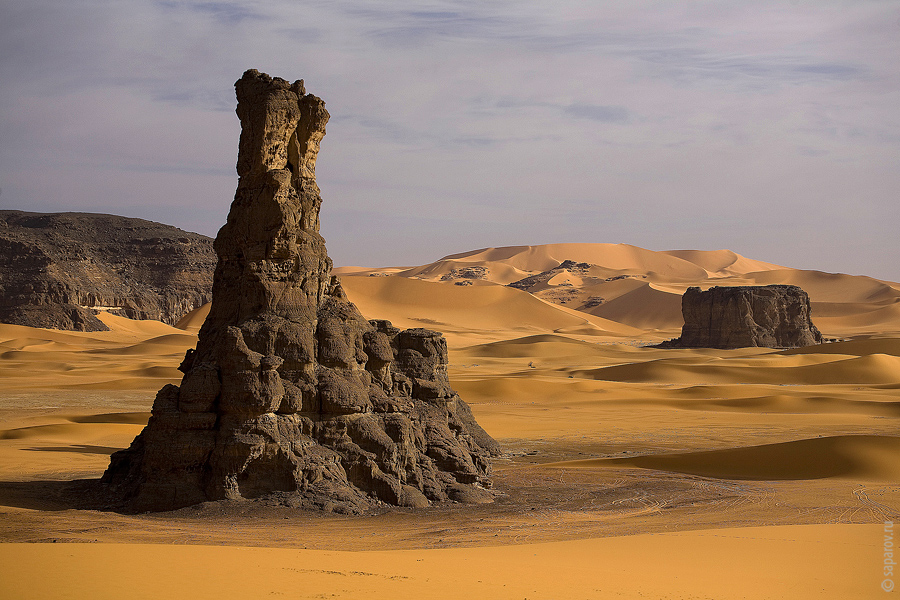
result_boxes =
[2,244,899,599]
[0,524,888,600]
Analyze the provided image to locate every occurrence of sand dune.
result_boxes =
[339,275,642,343]
[85,333,198,356]
[816,303,900,335]
[586,281,684,330]
[337,243,900,337]
[0,315,195,391]
[460,334,609,359]
[585,350,900,385]
[96,312,185,336]
[0,421,145,446]
[576,275,647,300]
[438,243,778,280]
[745,268,900,303]
[781,337,900,356]
[552,435,900,482]
[394,258,533,286]
[2,244,900,600]
[624,392,900,417]
[175,303,211,332]
[664,248,784,277]
[0,324,111,350]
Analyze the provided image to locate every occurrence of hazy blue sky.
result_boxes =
[1,1,898,279]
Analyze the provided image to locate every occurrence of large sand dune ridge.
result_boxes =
[335,242,900,338]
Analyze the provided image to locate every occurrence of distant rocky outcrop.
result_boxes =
[102,70,499,513]
[507,260,646,292]
[661,285,823,349]
[440,266,489,282]
[508,260,592,291]
[0,211,215,331]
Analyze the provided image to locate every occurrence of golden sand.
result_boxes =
[2,244,898,599]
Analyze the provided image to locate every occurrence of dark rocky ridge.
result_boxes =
[102,70,499,513]
[0,210,215,331]
[662,284,823,349]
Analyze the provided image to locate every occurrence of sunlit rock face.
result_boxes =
[665,284,822,349]
[102,70,499,513]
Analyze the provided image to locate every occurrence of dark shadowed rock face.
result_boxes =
[664,284,823,349]
[0,211,215,331]
[102,70,499,513]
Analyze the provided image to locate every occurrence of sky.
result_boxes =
[1,1,898,280]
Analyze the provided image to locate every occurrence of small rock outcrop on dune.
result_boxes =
[507,260,593,291]
[0,210,215,331]
[662,285,823,349]
[102,70,499,513]
[506,259,648,309]
[440,266,489,284]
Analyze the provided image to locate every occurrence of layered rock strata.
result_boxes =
[102,70,499,513]
[0,211,215,331]
[663,284,822,349]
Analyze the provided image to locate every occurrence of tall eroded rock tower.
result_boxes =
[103,70,499,512]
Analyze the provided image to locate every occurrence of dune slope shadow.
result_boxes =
[555,435,900,481]
[22,444,125,455]
[0,479,107,512]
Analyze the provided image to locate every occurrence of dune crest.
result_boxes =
[552,435,900,482]
[335,242,900,337]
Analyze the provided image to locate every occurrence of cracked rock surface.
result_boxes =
[102,70,499,513]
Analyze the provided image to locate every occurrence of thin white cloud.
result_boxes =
[0,0,897,280]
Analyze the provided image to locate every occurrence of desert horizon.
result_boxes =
[2,3,898,597]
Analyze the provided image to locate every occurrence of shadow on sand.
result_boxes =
[0,478,109,512]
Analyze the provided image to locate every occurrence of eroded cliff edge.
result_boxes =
[0,210,215,331]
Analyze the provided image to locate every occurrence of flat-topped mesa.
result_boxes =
[663,284,823,349]
[102,70,499,513]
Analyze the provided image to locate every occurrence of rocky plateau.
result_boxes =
[0,210,215,331]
